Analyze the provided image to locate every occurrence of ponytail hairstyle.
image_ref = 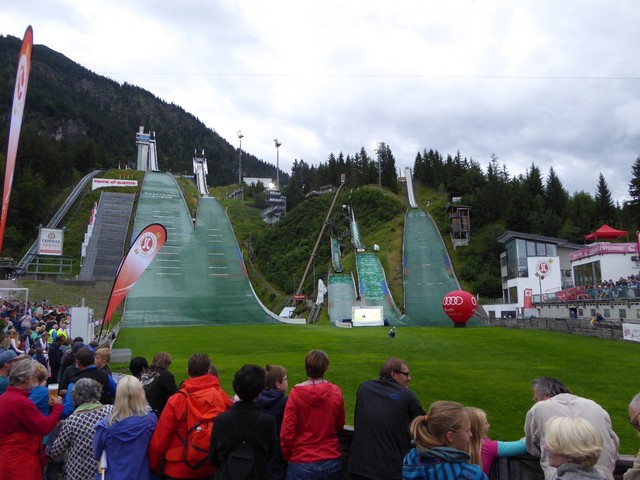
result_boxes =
[466,407,487,467]
[409,400,469,450]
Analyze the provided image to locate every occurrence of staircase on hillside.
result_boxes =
[79,192,135,280]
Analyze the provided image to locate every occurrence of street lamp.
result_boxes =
[535,272,545,301]
[274,138,282,190]
[237,130,244,200]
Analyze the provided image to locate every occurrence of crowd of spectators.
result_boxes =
[0,337,638,480]
[554,273,640,303]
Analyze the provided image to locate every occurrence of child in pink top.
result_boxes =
[467,407,528,475]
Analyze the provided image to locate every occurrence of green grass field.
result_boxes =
[112,324,640,454]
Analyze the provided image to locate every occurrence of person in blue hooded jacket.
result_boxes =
[93,375,158,480]
[403,400,488,480]
[257,364,289,480]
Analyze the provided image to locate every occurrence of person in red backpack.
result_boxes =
[149,353,232,480]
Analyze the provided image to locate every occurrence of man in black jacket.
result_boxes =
[209,364,277,479]
[47,335,64,385]
[62,347,111,416]
[348,357,425,480]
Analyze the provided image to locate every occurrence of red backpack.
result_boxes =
[170,386,228,471]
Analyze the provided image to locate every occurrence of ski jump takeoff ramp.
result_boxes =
[123,172,279,327]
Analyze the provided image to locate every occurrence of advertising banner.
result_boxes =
[91,178,138,190]
[0,26,33,253]
[524,288,533,308]
[100,224,167,333]
[570,243,637,262]
[622,322,640,342]
[38,228,64,256]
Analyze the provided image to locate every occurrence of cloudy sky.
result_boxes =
[2,1,640,203]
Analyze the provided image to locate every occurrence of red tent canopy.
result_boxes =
[584,224,628,241]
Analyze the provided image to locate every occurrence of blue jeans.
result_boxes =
[287,458,342,480]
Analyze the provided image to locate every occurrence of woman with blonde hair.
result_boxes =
[544,416,603,480]
[403,400,487,480]
[466,407,527,475]
[8,329,22,354]
[93,375,158,479]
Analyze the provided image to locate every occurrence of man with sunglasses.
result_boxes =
[348,357,424,480]
[525,376,619,480]
[624,393,640,480]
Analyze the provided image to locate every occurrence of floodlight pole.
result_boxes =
[237,130,244,201]
[274,138,282,190]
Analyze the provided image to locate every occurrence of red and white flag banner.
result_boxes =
[0,26,33,254]
[101,223,167,328]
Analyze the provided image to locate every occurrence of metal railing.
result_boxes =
[16,169,104,275]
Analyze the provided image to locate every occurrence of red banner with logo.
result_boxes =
[0,26,33,254]
[524,288,533,308]
[101,224,167,330]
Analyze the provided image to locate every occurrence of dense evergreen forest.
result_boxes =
[0,34,285,258]
[283,148,640,246]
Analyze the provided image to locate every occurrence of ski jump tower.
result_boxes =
[193,149,209,196]
[135,126,159,172]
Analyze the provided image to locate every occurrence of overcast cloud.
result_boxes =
[2,1,640,203]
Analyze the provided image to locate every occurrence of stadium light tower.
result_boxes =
[274,138,282,190]
[237,130,244,200]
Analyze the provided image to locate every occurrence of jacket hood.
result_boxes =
[416,446,471,463]
[292,381,336,408]
[257,388,284,409]
[97,412,157,443]
[182,373,221,393]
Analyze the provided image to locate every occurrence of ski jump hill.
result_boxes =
[123,172,280,327]
[123,169,476,328]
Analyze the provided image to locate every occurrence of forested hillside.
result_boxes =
[0,34,285,258]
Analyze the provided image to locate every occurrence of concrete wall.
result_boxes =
[485,315,630,340]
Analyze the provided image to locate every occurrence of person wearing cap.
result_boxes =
[0,349,18,395]
[0,359,63,479]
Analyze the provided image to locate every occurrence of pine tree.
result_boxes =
[595,173,616,225]
[628,157,640,225]
[544,167,569,214]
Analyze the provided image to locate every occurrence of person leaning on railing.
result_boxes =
[624,393,640,480]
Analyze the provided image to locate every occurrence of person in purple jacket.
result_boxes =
[93,375,158,480]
